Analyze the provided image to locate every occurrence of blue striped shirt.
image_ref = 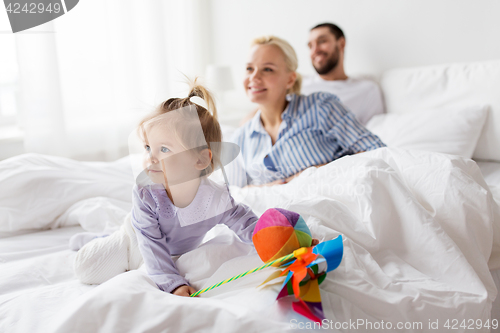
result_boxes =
[228,92,385,187]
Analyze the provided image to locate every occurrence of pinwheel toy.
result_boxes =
[190,208,343,324]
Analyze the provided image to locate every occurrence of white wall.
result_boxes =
[3,0,500,160]
[209,0,500,107]
[1,0,213,161]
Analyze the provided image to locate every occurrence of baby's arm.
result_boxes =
[131,186,190,293]
[171,285,197,297]
[220,196,258,243]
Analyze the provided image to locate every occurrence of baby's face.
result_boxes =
[142,125,200,186]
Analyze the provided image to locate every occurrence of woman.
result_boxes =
[229,36,385,187]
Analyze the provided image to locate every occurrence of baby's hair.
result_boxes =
[138,78,222,173]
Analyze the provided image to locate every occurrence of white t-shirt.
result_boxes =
[301,75,384,125]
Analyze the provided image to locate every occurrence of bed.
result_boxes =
[1,59,500,333]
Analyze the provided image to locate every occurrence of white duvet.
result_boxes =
[1,148,499,332]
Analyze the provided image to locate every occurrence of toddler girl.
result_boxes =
[71,82,258,297]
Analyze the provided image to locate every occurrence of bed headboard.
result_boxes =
[380,59,500,162]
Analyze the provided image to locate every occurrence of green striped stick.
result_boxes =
[190,252,296,297]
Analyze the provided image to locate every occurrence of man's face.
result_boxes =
[308,27,342,75]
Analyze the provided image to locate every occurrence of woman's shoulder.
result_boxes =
[299,91,342,105]
[291,92,343,118]
[229,125,245,144]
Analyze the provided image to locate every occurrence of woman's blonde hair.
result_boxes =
[138,78,222,173]
[251,35,302,95]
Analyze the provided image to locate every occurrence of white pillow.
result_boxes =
[366,106,488,158]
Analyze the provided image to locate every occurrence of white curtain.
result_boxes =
[14,0,212,160]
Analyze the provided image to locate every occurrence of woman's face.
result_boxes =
[243,44,296,106]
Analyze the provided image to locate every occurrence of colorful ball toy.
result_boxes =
[252,208,313,263]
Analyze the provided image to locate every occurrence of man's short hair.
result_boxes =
[311,23,345,40]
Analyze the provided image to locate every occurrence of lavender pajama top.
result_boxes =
[131,178,258,293]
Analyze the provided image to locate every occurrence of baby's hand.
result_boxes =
[172,285,197,297]
[312,238,319,246]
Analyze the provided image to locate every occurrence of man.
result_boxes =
[303,23,384,125]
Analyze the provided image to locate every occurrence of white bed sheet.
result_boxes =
[477,160,500,331]
[1,149,500,333]
[478,161,500,189]
[0,226,92,332]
